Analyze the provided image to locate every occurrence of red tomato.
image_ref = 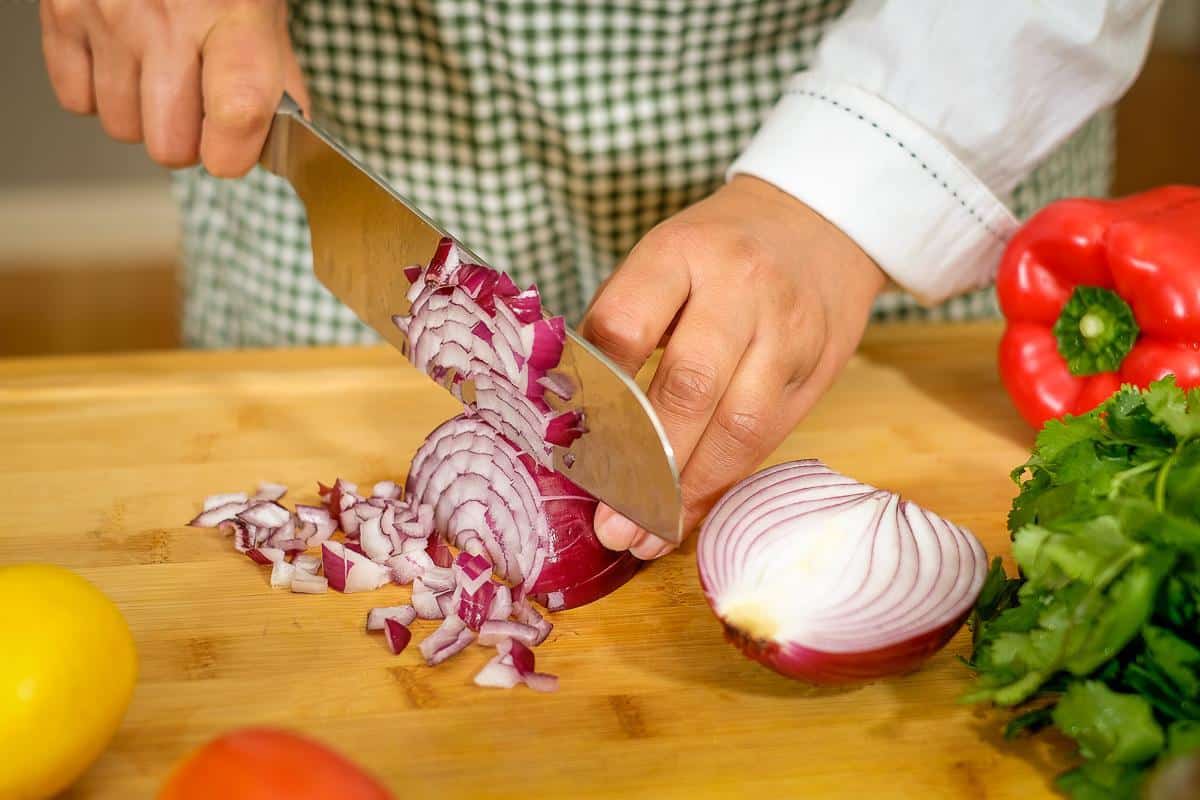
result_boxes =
[158,728,393,800]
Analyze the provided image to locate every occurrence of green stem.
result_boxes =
[1155,439,1188,512]
[1052,286,1140,376]
[1107,459,1163,500]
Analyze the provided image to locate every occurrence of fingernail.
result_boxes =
[632,536,676,561]
[595,505,641,550]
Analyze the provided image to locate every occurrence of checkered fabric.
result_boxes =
[173,0,1113,347]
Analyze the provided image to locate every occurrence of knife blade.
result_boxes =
[259,94,683,543]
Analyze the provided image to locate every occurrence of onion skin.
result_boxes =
[712,596,973,685]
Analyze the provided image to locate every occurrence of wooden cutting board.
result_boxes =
[0,321,1074,799]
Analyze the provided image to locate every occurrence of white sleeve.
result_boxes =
[727,1,1162,305]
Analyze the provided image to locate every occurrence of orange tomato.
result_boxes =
[158,728,393,800]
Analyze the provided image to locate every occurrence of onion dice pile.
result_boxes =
[190,239,641,691]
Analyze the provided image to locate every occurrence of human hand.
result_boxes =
[39,0,309,176]
[581,175,886,559]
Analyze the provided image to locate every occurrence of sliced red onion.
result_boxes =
[371,480,402,500]
[478,620,540,648]
[202,492,248,511]
[189,501,250,528]
[697,460,988,684]
[254,482,288,502]
[321,541,391,594]
[237,501,291,529]
[420,616,475,665]
[270,560,297,588]
[406,415,639,609]
[296,505,337,543]
[366,604,418,632]
[384,618,413,655]
[290,574,329,594]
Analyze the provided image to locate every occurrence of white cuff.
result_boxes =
[728,78,1020,306]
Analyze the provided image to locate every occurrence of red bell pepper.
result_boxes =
[997,185,1200,428]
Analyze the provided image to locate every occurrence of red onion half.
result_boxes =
[697,460,988,684]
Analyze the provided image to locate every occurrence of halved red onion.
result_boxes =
[697,460,988,684]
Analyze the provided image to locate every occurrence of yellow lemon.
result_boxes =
[0,564,137,799]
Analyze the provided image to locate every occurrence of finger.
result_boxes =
[677,341,798,532]
[40,5,95,114]
[645,292,754,471]
[630,533,676,561]
[141,42,202,168]
[199,7,285,177]
[91,35,143,142]
[579,226,691,376]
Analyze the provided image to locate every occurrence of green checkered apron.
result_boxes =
[173,0,1114,347]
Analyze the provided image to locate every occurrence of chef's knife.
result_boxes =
[259,94,683,544]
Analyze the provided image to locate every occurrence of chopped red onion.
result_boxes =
[202,492,248,511]
[513,598,553,646]
[420,616,475,665]
[238,501,291,529]
[254,482,288,502]
[270,559,297,588]
[293,554,321,575]
[246,547,286,565]
[189,501,250,528]
[290,574,329,594]
[384,618,413,655]
[366,605,418,632]
[321,541,390,594]
[473,655,522,689]
[478,620,540,648]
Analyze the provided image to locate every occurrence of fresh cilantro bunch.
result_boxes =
[966,378,1200,799]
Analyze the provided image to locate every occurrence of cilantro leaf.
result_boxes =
[1052,681,1165,765]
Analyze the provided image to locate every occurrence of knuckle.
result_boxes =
[207,85,273,133]
[47,0,87,23]
[99,113,142,143]
[714,405,770,454]
[657,360,720,415]
[146,137,198,169]
[586,306,653,363]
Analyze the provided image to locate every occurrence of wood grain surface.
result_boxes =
[0,321,1075,799]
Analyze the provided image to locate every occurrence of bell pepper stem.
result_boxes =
[1052,286,1139,376]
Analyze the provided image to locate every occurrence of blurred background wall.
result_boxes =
[1,1,1198,357]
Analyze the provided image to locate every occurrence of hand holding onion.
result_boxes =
[582,175,886,558]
